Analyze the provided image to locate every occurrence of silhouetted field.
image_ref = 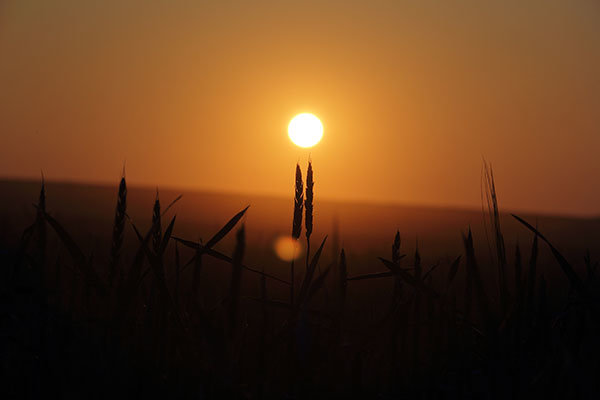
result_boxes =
[1,169,600,399]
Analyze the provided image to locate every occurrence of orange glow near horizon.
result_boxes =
[0,1,599,216]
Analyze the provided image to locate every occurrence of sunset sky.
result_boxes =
[1,0,599,216]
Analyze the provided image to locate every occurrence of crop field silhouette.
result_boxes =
[1,162,600,399]
[3,1,600,398]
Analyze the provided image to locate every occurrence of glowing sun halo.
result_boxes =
[288,113,323,148]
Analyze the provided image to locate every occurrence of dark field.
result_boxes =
[2,179,599,268]
[1,177,600,398]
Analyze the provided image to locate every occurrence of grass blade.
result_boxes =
[446,255,461,289]
[160,194,183,217]
[347,271,395,281]
[205,205,249,250]
[512,214,600,320]
[379,258,441,301]
[38,208,107,296]
[228,224,245,339]
[159,215,176,255]
[173,237,290,285]
[297,235,327,306]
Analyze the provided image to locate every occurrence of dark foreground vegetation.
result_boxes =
[2,163,600,399]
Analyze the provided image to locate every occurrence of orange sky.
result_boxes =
[1,0,599,216]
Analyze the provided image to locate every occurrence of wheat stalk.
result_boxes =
[152,189,162,256]
[292,164,303,240]
[290,163,303,306]
[228,224,245,340]
[304,160,330,306]
[109,175,127,286]
[305,160,314,268]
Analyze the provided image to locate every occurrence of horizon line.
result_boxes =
[1,175,598,221]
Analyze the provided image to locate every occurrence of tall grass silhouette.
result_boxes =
[2,161,600,399]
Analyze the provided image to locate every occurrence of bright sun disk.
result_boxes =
[288,113,323,148]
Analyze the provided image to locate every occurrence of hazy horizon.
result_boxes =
[2,175,599,219]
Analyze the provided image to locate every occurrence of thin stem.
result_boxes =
[290,241,298,307]
[306,238,311,272]
[290,258,294,307]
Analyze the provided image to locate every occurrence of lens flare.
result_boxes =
[273,235,303,261]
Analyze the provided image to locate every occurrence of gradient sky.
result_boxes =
[1,0,599,216]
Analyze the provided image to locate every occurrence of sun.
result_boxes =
[288,113,323,148]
